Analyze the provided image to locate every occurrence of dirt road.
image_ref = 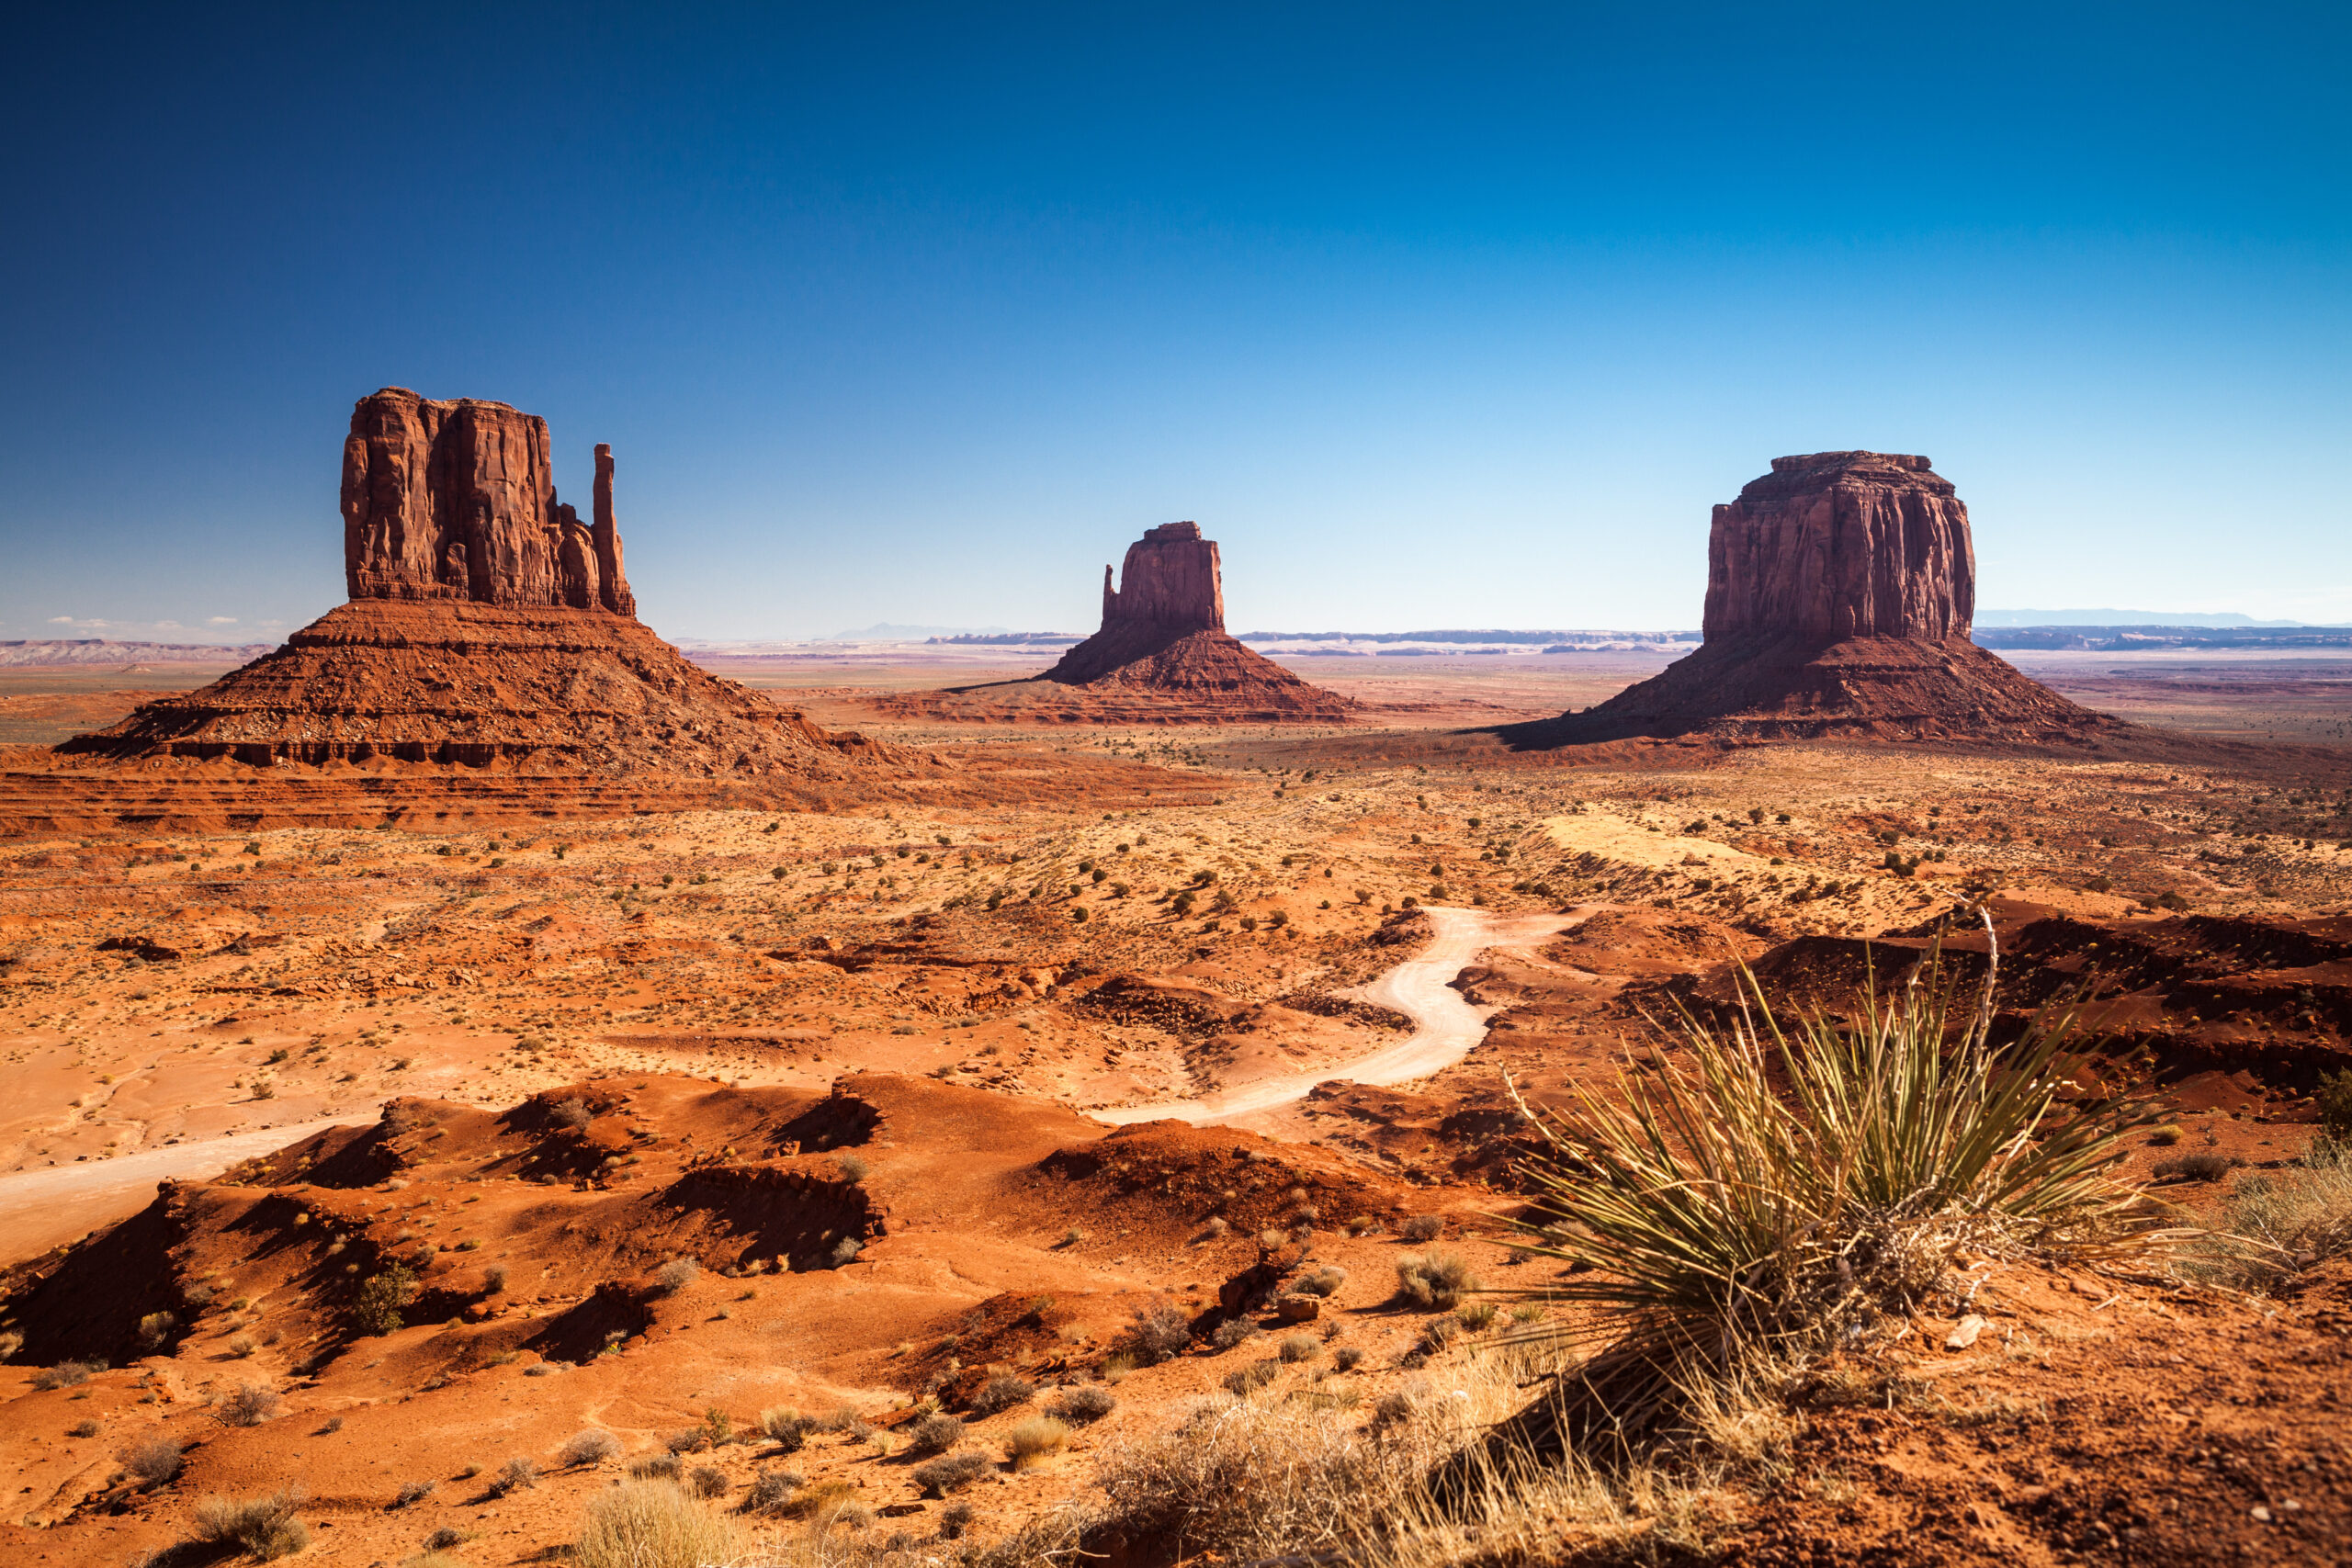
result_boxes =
[1091,905,1578,1127]
[0,1114,367,1258]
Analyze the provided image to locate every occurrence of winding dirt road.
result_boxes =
[0,1114,366,1258]
[1091,905,1578,1127]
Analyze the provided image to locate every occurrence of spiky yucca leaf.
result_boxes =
[1499,927,2168,1432]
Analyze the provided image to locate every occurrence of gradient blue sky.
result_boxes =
[3,3,2346,642]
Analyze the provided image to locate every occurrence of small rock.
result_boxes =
[1945,1314,1987,1350]
[2250,1506,2272,1523]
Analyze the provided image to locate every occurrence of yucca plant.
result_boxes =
[1499,918,2172,1440]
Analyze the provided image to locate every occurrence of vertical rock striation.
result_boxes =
[1703,452,1973,641]
[1098,521,1226,633]
[341,388,633,614]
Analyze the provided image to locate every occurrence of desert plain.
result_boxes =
[3,430,2351,1568]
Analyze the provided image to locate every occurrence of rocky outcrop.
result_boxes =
[1513,453,2119,748]
[342,389,634,614]
[1099,521,1225,632]
[1704,452,1972,640]
[56,389,899,784]
[1012,524,1350,720]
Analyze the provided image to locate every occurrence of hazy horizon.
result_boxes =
[4,6,2346,644]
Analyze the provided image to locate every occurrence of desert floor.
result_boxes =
[1,649,2348,1566]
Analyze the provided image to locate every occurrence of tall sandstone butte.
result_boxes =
[1035,522,1351,718]
[342,389,634,614]
[1518,451,2114,745]
[57,390,893,788]
[1703,452,1972,641]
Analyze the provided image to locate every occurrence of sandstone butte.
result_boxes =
[51,389,893,785]
[1518,451,2120,746]
[888,522,1352,725]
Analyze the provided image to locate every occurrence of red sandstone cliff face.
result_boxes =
[1703,452,1973,642]
[1099,521,1225,632]
[342,389,634,615]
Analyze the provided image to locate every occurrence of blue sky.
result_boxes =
[3,3,2346,641]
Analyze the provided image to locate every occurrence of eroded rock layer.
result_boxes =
[1522,452,2118,746]
[54,600,882,774]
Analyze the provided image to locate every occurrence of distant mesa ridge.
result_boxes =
[1512,451,2120,747]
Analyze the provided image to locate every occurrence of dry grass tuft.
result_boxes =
[2180,1144,2352,1291]
[574,1480,748,1568]
[194,1488,309,1561]
[1005,1416,1070,1469]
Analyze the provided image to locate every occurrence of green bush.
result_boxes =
[353,1265,418,1334]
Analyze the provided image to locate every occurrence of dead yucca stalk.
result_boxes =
[1497,915,2170,1444]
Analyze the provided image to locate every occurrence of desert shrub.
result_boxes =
[912,1450,993,1495]
[0,1329,22,1360]
[138,1311,179,1349]
[1457,1301,1499,1331]
[1279,1333,1321,1363]
[2148,1125,2184,1145]
[835,1154,869,1182]
[2183,1145,2352,1290]
[630,1452,683,1481]
[123,1436,185,1486]
[1120,1299,1192,1363]
[575,1480,749,1568]
[1005,1416,1069,1469]
[1393,1248,1478,1311]
[551,1099,593,1131]
[1331,1347,1364,1372]
[938,1499,977,1538]
[483,1265,507,1294]
[688,1464,726,1499]
[1210,1317,1258,1352]
[560,1428,620,1467]
[758,1407,815,1450]
[743,1469,801,1514]
[1400,1214,1444,1242]
[1049,1385,1116,1424]
[1296,1266,1349,1298]
[2154,1151,2234,1182]
[353,1264,419,1334]
[229,1334,257,1358]
[194,1488,309,1561]
[421,1526,469,1550]
[1222,1361,1279,1395]
[216,1381,280,1427]
[664,1427,708,1454]
[392,1477,435,1507]
[1345,1215,1378,1237]
[655,1258,700,1294]
[31,1359,100,1390]
[968,1372,1034,1417]
[1503,942,2164,1433]
[492,1456,538,1495]
[2314,1067,2352,1147]
[908,1412,964,1454]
